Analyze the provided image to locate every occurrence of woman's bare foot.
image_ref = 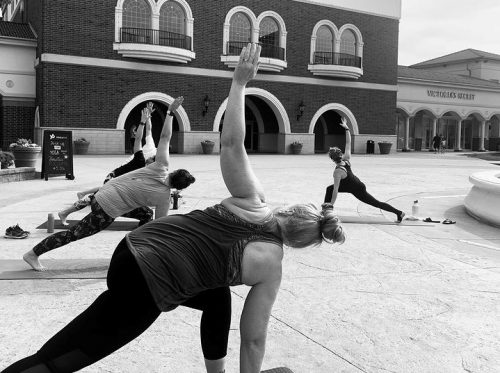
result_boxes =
[77,192,85,200]
[58,211,69,226]
[23,250,47,271]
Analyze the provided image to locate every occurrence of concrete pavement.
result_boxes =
[0,151,499,372]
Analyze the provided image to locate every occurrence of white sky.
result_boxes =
[398,0,500,66]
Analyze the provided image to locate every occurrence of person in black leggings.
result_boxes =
[324,117,405,223]
[3,239,231,373]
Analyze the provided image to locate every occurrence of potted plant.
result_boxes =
[74,137,90,155]
[201,140,215,154]
[290,141,303,154]
[9,138,42,167]
[0,150,15,169]
[378,141,392,154]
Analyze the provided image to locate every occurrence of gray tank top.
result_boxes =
[126,204,283,311]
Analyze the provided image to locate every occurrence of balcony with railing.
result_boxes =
[221,41,287,72]
[114,27,195,63]
[308,51,363,79]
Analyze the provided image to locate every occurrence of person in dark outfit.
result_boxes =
[432,133,442,153]
[58,103,157,226]
[324,117,405,223]
[3,43,345,373]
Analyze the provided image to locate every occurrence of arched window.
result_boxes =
[123,0,151,29]
[259,17,282,59]
[340,29,358,67]
[159,1,185,34]
[229,12,251,54]
[340,29,356,55]
[159,1,187,48]
[315,25,334,64]
[114,0,195,62]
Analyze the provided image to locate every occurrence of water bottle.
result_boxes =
[412,200,419,217]
[47,213,55,233]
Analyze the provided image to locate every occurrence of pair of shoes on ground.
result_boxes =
[423,217,456,224]
[4,224,30,239]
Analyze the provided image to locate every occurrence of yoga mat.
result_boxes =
[0,259,109,280]
[37,219,138,231]
[338,216,435,226]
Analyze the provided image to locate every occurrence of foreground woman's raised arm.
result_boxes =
[220,43,265,203]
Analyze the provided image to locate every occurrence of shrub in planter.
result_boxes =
[201,140,215,154]
[9,138,41,167]
[0,150,15,169]
[74,137,90,155]
[290,141,303,154]
[378,141,392,154]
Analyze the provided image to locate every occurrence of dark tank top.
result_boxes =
[337,161,365,193]
[126,204,283,311]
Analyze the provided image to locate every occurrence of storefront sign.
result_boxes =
[427,89,475,101]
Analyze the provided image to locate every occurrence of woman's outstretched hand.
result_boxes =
[339,117,349,130]
[233,43,261,86]
[169,96,184,113]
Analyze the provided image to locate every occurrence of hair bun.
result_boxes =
[320,210,345,244]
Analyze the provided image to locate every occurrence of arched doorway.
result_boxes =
[313,110,344,152]
[309,103,358,153]
[117,92,190,154]
[214,88,289,153]
[123,101,179,153]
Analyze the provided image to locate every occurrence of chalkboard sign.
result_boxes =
[41,130,75,180]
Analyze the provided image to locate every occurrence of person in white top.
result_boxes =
[23,96,195,271]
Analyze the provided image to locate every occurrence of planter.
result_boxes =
[12,146,42,168]
[201,141,215,154]
[378,142,392,154]
[290,143,303,154]
[74,141,90,155]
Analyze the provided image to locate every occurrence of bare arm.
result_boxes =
[220,43,265,202]
[133,109,147,154]
[154,198,170,219]
[156,96,184,166]
[145,102,154,138]
[339,117,351,161]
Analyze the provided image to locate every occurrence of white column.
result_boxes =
[404,116,410,151]
[432,118,437,137]
[456,120,462,151]
[479,120,486,151]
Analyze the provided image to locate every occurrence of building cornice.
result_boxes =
[39,53,398,92]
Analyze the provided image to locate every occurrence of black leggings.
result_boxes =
[324,184,402,216]
[3,240,231,373]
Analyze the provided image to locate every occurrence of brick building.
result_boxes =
[1,0,402,154]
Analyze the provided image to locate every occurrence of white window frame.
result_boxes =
[113,0,195,63]
[308,20,363,79]
[221,7,287,72]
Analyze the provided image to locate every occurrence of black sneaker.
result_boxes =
[4,224,29,239]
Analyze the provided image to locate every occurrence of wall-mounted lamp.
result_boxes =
[296,101,305,121]
[202,95,210,116]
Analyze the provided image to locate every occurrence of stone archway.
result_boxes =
[308,103,358,153]
[116,92,190,131]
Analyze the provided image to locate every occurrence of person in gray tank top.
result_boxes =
[22,97,196,272]
[3,44,345,373]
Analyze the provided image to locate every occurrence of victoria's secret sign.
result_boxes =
[427,89,475,100]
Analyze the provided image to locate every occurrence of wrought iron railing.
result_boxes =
[313,51,362,67]
[120,27,191,50]
[226,41,285,60]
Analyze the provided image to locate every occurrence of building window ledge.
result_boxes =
[113,43,195,63]
[220,55,287,72]
[307,64,363,79]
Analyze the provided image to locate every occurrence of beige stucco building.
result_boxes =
[397,49,500,152]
